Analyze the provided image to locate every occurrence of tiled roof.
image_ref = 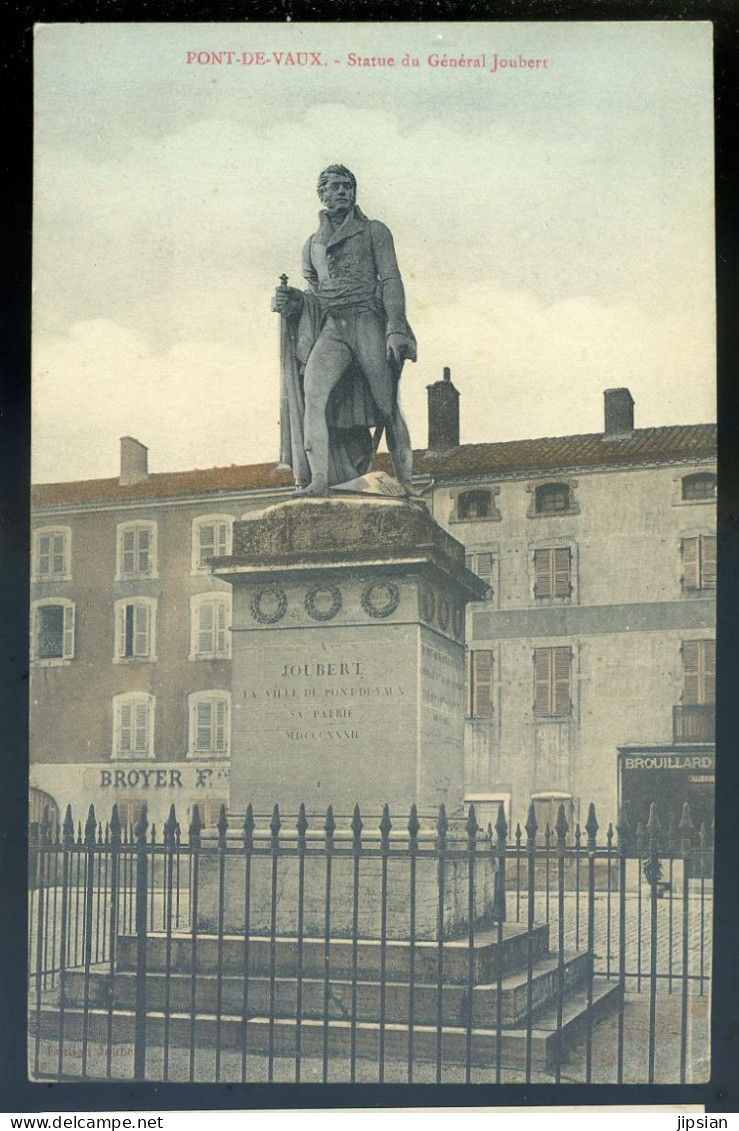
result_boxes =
[32,424,716,507]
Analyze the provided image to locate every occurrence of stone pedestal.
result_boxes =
[214,495,488,820]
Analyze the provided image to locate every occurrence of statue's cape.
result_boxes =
[278,291,382,486]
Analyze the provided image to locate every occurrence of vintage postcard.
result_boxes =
[29,21,715,1088]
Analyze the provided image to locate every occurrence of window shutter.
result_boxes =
[38,536,51,576]
[476,553,493,582]
[116,604,127,658]
[215,698,227,751]
[134,702,149,754]
[133,604,150,656]
[533,649,551,715]
[553,548,572,597]
[681,537,700,590]
[682,640,701,704]
[465,554,473,573]
[137,528,150,574]
[534,550,551,598]
[122,530,136,574]
[216,522,230,557]
[553,647,572,715]
[703,641,716,704]
[472,651,494,717]
[63,604,75,659]
[199,523,215,567]
[702,536,717,589]
[216,599,228,655]
[196,700,212,751]
[198,600,214,655]
[119,703,133,755]
[52,534,65,574]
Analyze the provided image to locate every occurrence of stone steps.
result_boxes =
[30,979,621,1072]
[62,949,591,1028]
[113,922,550,983]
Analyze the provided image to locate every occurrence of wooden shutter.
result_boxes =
[116,604,128,658]
[534,649,552,715]
[122,530,136,574]
[134,702,149,754]
[62,603,75,659]
[476,552,493,582]
[214,698,228,751]
[137,527,150,574]
[198,523,215,567]
[552,648,572,714]
[701,536,717,589]
[534,550,552,598]
[471,651,494,717]
[553,548,571,597]
[52,533,65,574]
[216,521,230,557]
[38,535,51,576]
[197,600,214,655]
[215,599,228,655]
[133,604,150,656]
[119,703,133,755]
[682,641,701,704]
[702,641,716,704]
[195,700,212,752]
[681,537,700,590]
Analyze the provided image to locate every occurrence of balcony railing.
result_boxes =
[673,703,715,744]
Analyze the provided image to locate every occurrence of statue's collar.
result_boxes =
[316,204,368,246]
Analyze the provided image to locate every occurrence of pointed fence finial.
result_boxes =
[135,803,149,846]
[466,803,478,845]
[164,804,178,848]
[296,802,308,847]
[189,804,203,848]
[324,804,336,841]
[646,802,661,839]
[555,803,569,848]
[544,822,551,848]
[351,803,363,844]
[515,822,522,848]
[616,804,631,855]
[77,820,83,845]
[585,802,598,844]
[436,803,448,850]
[495,801,508,846]
[217,804,229,845]
[678,801,694,856]
[150,824,157,845]
[524,801,538,846]
[243,803,255,850]
[380,803,392,850]
[408,803,420,844]
[40,806,51,846]
[270,803,281,848]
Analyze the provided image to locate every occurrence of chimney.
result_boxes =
[427,366,460,453]
[603,388,635,438]
[120,436,149,485]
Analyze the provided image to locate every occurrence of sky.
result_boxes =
[32,21,715,484]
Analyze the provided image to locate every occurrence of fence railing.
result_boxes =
[28,798,712,1085]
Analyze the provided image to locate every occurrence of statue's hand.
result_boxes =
[387,333,411,370]
[271,287,304,316]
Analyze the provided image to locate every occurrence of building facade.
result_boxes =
[30,382,716,833]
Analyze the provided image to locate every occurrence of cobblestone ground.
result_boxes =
[30,994,710,1084]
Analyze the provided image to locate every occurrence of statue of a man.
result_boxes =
[272,165,416,497]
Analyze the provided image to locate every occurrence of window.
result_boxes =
[116,522,157,579]
[682,640,715,705]
[190,593,232,659]
[465,552,494,599]
[195,798,230,830]
[33,527,71,581]
[534,548,572,598]
[113,693,155,759]
[114,598,157,661]
[681,535,716,591]
[467,650,494,717]
[533,647,572,717]
[458,491,491,520]
[682,473,716,502]
[188,691,231,756]
[31,600,75,662]
[531,794,574,837]
[192,515,234,572]
[535,483,571,515]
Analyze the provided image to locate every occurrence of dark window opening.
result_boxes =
[682,473,716,502]
[458,490,492,520]
[535,483,571,515]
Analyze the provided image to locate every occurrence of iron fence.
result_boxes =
[28,798,712,1085]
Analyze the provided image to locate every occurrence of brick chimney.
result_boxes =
[603,388,635,438]
[427,366,460,453]
[120,436,149,485]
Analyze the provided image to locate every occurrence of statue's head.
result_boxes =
[317,165,357,216]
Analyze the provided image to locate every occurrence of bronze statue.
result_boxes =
[272,165,416,497]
